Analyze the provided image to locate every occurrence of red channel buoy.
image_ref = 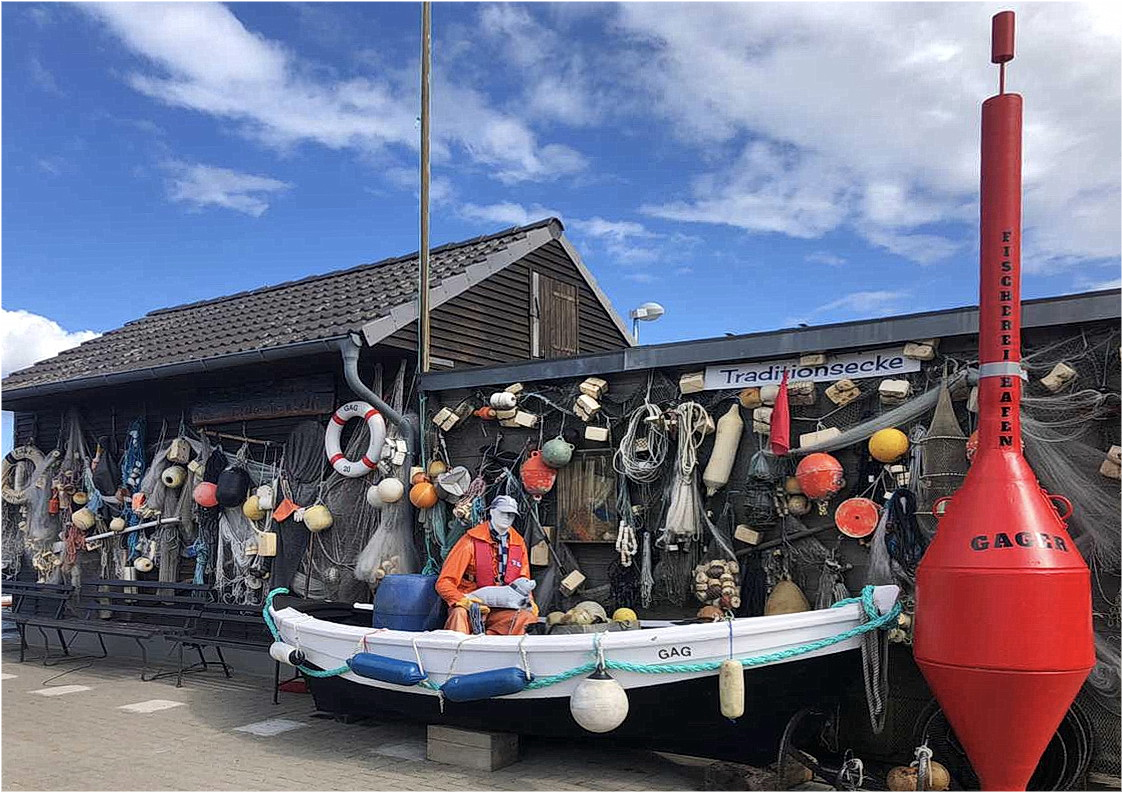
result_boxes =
[913,12,1094,791]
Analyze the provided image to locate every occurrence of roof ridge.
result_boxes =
[143,217,560,320]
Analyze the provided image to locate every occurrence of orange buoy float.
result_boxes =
[409,482,438,509]
[794,453,844,501]
[914,14,1093,791]
[834,497,880,538]
[519,451,557,500]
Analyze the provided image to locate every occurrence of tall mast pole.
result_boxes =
[416,1,432,470]
[418,1,432,377]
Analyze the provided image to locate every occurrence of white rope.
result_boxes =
[411,637,427,677]
[517,634,531,680]
[613,403,669,483]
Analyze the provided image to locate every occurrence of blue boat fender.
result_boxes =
[440,667,532,702]
[348,652,426,686]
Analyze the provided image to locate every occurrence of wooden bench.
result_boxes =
[5,579,210,678]
[2,581,75,664]
[175,601,279,694]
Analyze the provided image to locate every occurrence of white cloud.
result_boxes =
[459,202,561,228]
[643,141,855,241]
[477,5,603,127]
[813,290,910,317]
[1,310,99,378]
[805,251,847,267]
[164,162,291,217]
[569,217,653,241]
[85,3,584,185]
[617,3,1120,268]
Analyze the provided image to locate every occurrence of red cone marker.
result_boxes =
[913,12,1095,791]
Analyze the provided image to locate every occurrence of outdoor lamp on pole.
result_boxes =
[629,302,665,344]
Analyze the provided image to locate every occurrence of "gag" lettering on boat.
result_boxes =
[658,646,693,660]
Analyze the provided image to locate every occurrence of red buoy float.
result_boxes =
[834,497,879,539]
[519,451,557,500]
[914,13,1094,791]
[794,453,844,501]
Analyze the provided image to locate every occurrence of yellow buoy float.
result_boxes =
[303,504,333,532]
[869,428,910,463]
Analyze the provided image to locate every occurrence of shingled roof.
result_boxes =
[3,218,568,395]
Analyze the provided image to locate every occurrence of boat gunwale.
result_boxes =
[270,584,898,655]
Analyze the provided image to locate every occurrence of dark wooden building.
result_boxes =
[2,218,631,445]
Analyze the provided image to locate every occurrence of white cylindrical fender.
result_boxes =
[703,403,744,496]
[269,641,306,666]
[325,402,386,478]
[719,658,745,719]
[489,392,518,410]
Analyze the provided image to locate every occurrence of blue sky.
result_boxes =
[2,1,1120,395]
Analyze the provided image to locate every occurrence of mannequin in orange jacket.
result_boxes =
[435,496,537,635]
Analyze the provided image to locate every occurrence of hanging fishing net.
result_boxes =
[272,420,325,591]
[322,419,411,604]
[918,377,968,519]
[135,435,211,582]
[789,369,972,456]
[350,365,418,601]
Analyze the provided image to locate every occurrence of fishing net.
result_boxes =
[207,440,283,604]
[136,435,211,581]
[350,368,418,601]
[790,370,972,456]
[656,402,711,549]
[272,420,324,591]
[1023,411,1121,573]
[918,377,968,509]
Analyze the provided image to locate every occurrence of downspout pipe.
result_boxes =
[338,335,419,462]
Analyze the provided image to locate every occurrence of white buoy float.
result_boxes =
[256,484,275,510]
[366,484,385,508]
[570,667,629,733]
[719,658,745,719]
[376,477,405,504]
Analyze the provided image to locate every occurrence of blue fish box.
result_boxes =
[373,574,447,632]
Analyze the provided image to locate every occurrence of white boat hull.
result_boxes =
[269,585,899,701]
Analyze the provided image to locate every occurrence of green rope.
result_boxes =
[263,585,900,689]
[524,587,900,690]
[262,588,351,678]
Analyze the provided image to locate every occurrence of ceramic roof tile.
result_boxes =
[3,219,555,392]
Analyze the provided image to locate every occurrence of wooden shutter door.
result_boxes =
[539,274,579,358]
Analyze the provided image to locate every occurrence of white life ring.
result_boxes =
[325,402,386,478]
[2,445,49,505]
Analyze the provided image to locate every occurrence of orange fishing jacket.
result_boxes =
[435,522,536,612]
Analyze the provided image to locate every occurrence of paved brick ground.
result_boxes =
[1,645,701,791]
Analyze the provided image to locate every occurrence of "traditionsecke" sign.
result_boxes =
[703,347,921,391]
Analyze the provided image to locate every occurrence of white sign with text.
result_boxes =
[703,348,920,390]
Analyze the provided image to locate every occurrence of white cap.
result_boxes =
[489,495,520,515]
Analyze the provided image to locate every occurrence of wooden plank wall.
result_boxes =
[425,321,1117,616]
[380,240,629,368]
[10,348,406,457]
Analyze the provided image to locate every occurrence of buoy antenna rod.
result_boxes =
[992,10,1015,94]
